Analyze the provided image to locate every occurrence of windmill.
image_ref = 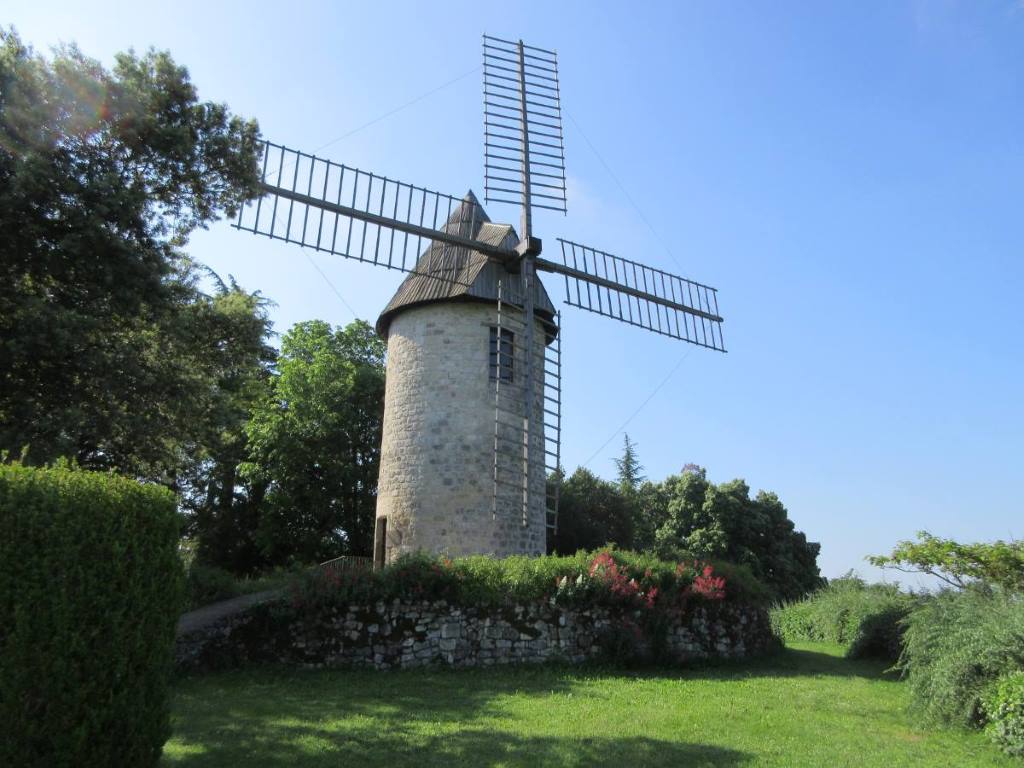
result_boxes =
[233,35,726,567]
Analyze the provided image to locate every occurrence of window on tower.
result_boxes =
[489,327,514,384]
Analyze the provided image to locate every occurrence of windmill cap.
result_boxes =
[375,194,557,339]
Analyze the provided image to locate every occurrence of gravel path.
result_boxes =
[176,590,283,637]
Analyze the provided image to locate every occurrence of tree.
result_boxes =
[0,30,261,480]
[178,277,276,574]
[868,531,1024,592]
[241,320,386,565]
[613,433,646,496]
[653,468,821,600]
[610,433,649,549]
[548,467,635,554]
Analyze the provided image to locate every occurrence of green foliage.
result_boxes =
[613,433,646,496]
[0,28,264,480]
[0,462,183,767]
[292,549,767,614]
[183,562,300,611]
[898,587,1024,729]
[771,575,916,660]
[242,320,386,565]
[984,672,1024,758]
[869,531,1024,592]
[549,460,817,604]
[549,467,635,554]
[632,478,668,552]
[652,468,822,601]
[185,564,240,610]
[179,278,276,575]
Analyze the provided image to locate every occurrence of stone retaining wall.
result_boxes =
[177,597,777,672]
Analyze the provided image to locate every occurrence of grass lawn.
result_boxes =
[164,642,1013,767]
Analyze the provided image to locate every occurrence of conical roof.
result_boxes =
[376,191,557,338]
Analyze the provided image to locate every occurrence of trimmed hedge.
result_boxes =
[771,576,917,660]
[0,463,183,767]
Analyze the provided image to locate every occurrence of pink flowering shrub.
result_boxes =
[292,549,756,613]
[552,551,727,610]
[687,562,728,601]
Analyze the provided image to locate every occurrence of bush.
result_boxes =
[185,564,240,610]
[0,463,183,767]
[183,563,302,611]
[292,549,768,614]
[984,672,1024,757]
[771,575,916,660]
[898,587,1024,728]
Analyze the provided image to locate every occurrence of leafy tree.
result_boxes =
[241,320,385,565]
[0,29,261,479]
[868,531,1024,592]
[653,468,821,600]
[549,467,635,554]
[178,276,276,573]
[632,479,667,552]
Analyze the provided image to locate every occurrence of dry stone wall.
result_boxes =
[176,598,776,672]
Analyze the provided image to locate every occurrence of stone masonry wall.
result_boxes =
[375,302,548,561]
[176,598,777,672]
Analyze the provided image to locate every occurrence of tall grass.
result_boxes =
[771,575,918,660]
[898,587,1024,729]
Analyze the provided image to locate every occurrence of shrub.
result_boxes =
[898,587,1024,728]
[771,575,916,660]
[184,562,304,611]
[291,549,768,614]
[0,463,183,767]
[185,564,240,610]
[984,671,1024,757]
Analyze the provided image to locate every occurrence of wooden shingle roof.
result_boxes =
[376,191,557,338]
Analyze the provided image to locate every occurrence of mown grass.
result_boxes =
[164,642,1014,767]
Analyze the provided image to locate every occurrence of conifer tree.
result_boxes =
[613,433,646,496]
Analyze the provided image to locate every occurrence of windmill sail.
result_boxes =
[483,35,567,215]
[234,141,513,286]
[540,238,726,352]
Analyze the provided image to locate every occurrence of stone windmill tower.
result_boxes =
[374,193,557,560]
[234,36,727,566]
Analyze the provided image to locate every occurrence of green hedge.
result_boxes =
[771,576,917,660]
[0,463,183,767]
[293,548,770,612]
[898,587,1024,729]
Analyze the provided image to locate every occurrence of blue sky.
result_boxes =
[9,1,1023,584]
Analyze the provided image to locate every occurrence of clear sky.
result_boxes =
[8,1,1023,585]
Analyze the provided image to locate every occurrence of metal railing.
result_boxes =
[318,555,373,576]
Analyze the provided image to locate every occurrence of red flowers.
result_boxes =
[586,552,668,608]
[673,560,727,600]
[589,552,641,600]
[582,552,728,607]
[691,563,727,600]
